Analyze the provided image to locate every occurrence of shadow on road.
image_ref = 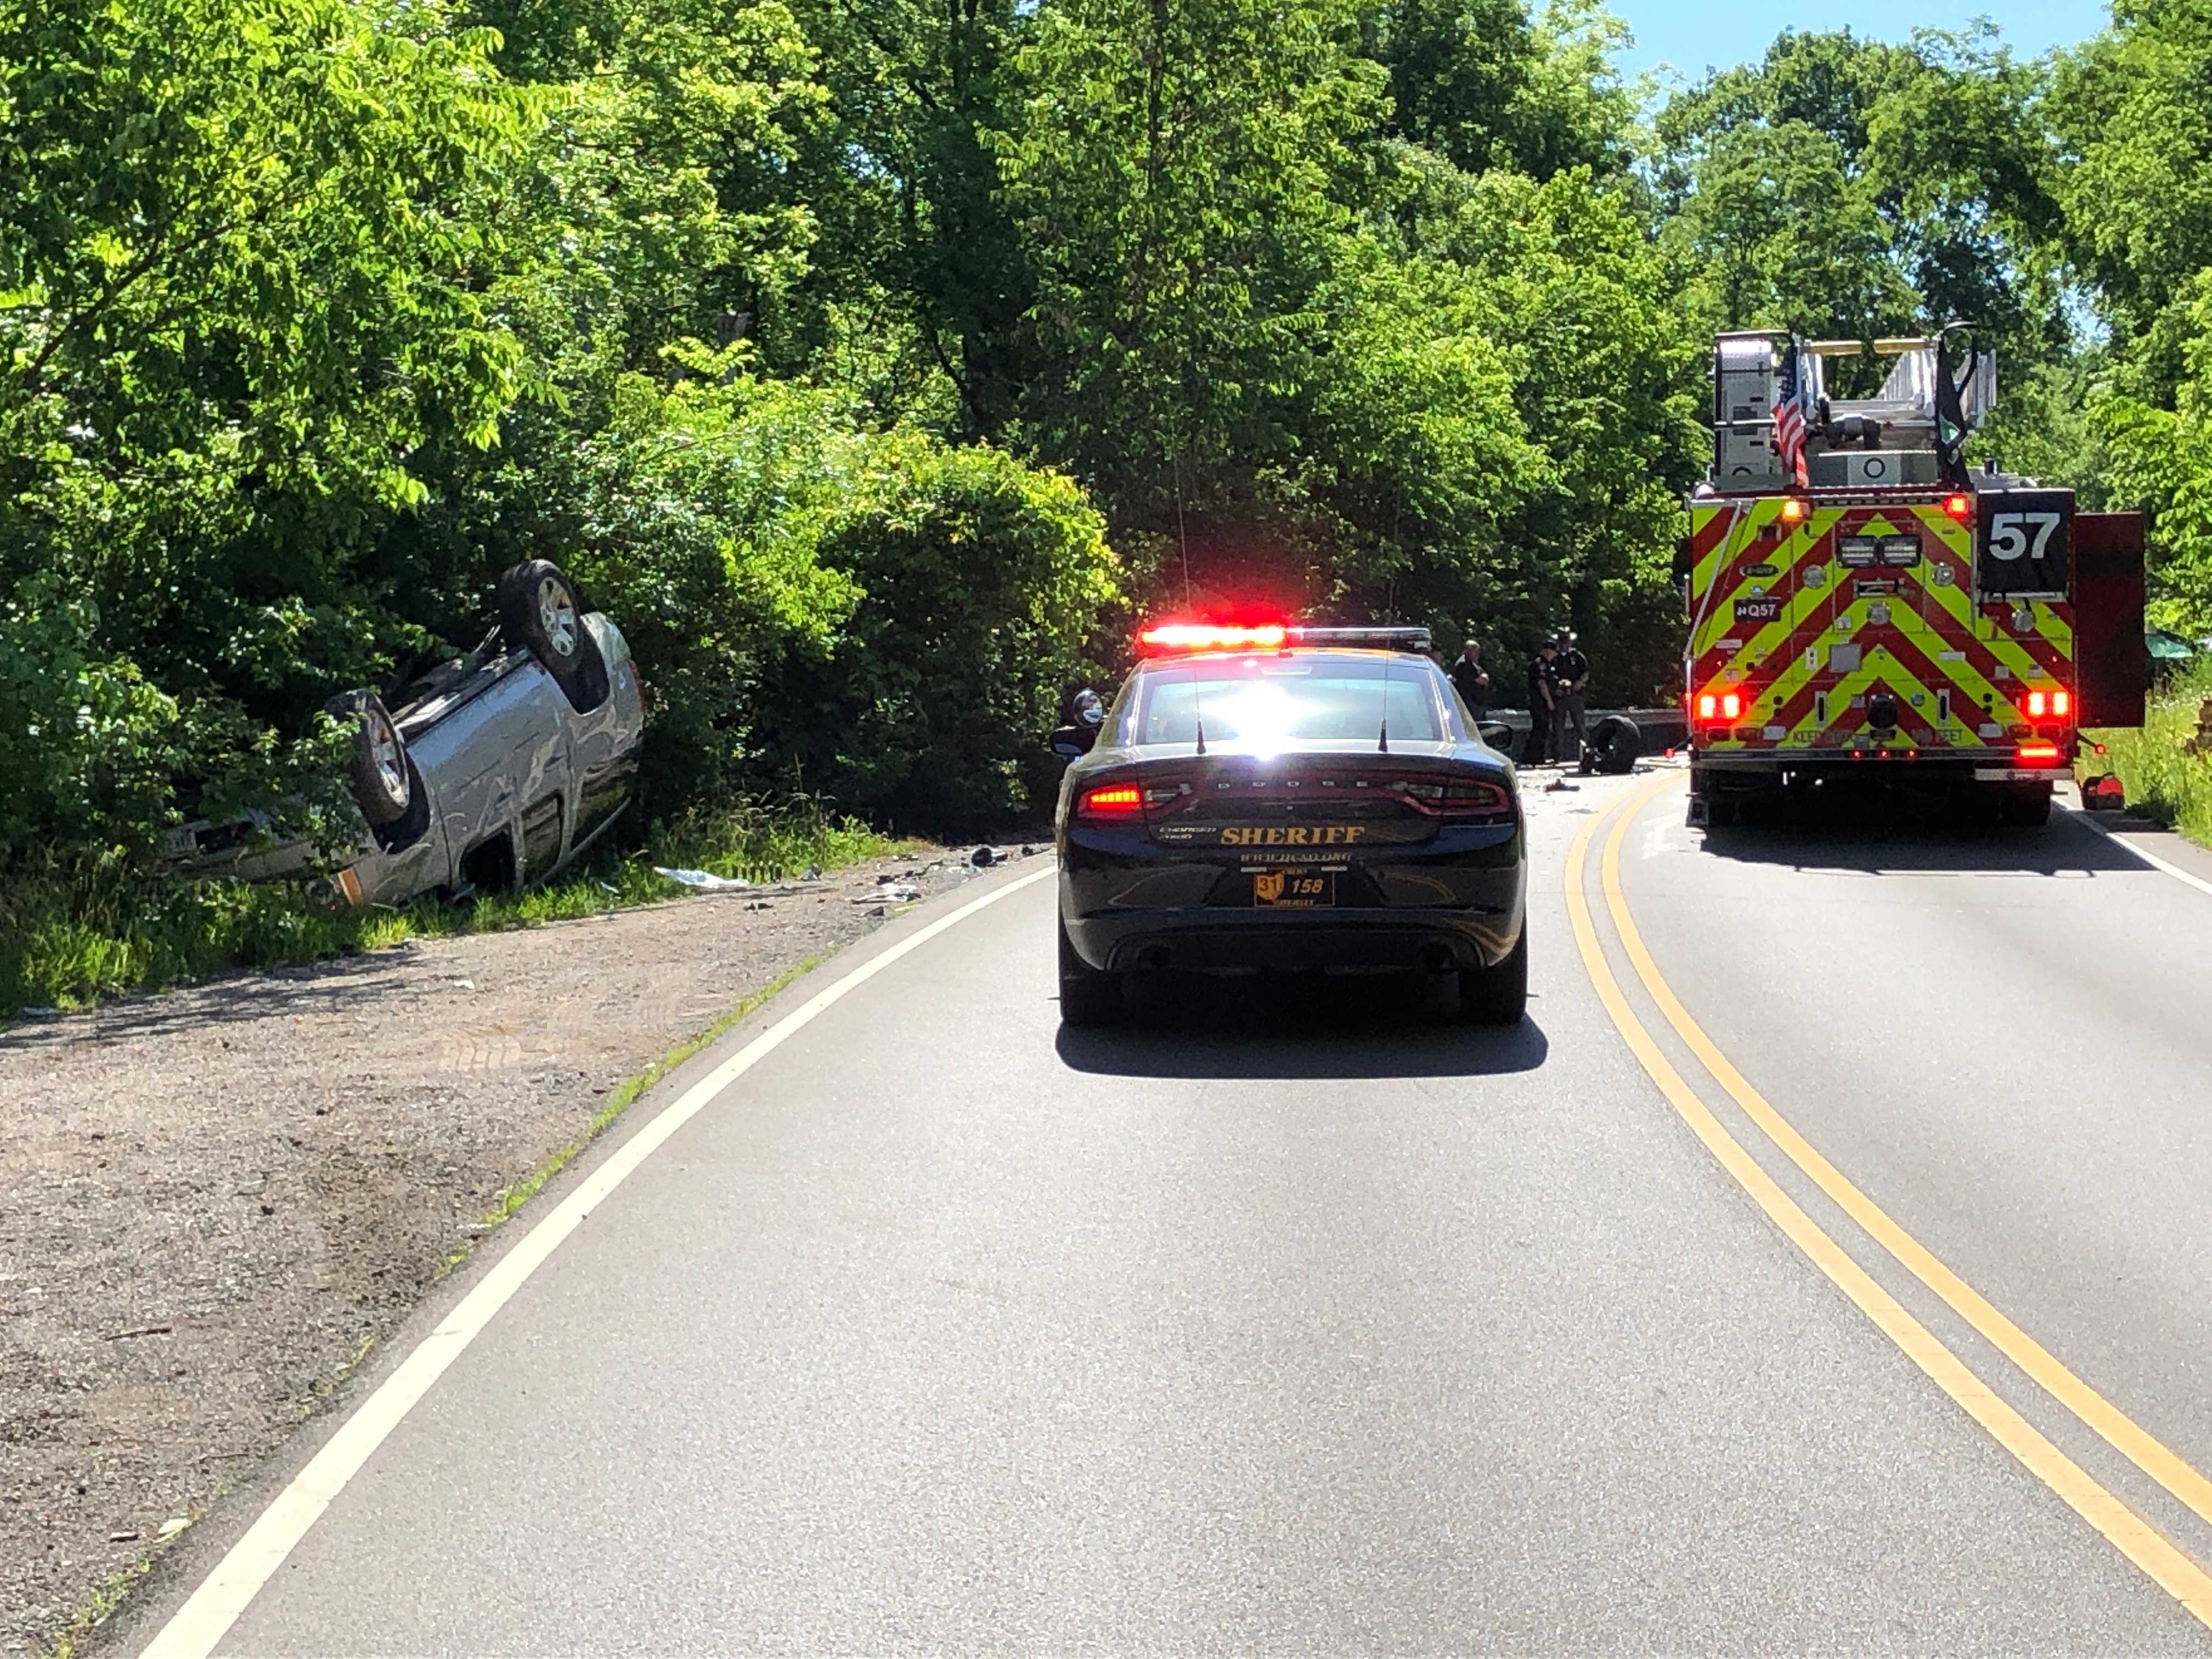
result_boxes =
[1055,972,1550,1080]
[0,950,420,1050]
[1697,793,2159,878]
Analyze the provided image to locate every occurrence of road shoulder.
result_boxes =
[1,845,1047,1657]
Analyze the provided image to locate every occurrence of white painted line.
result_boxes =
[142,865,1058,1659]
[2065,802,2212,901]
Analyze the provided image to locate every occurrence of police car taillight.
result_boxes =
[1439,781,1513,819]
[1397,779,1511,817]
[1076,784,1143,817]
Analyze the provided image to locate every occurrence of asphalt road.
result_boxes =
[121,769,2212,1655]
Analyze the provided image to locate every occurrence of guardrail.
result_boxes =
[1483,707,1688,763]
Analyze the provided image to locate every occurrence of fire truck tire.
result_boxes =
[1460,926,1528,1024]
[1996,783,2052,827]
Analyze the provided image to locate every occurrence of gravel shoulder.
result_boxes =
[0,844,1043,1654]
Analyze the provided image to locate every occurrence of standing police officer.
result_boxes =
[1449,638,1491,721]
[1525,638,1559,764]
[1551,629,1590,765]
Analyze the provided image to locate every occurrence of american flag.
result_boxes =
[1774,340,1812,487]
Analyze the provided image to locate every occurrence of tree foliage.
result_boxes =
[15,0,2212,878]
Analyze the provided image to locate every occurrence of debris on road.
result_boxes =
[855,883,921,904]
[970,845,997,867]
[654,866,755,893]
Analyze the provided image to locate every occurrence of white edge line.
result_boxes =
[141,864,1058,1659]
[2064,797,2212,900]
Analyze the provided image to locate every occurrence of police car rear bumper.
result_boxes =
[1067,905,1520,975]
[1058,821,1525,974]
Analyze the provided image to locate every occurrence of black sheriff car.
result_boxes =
[1051,623,1527,1026]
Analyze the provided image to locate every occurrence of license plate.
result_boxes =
[1253,870,1335,908]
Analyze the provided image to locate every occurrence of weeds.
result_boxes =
[1,800,903,1018]
[2091,661,2212,843]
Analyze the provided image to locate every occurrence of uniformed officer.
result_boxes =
[1551,629,1590,764]
[1449,639,1491,720]
[1525,639,1559,764]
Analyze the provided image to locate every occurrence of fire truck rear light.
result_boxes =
[1721,692,1741,720]
[1780,498,1807,524]
[2027,691,2047,718]
[1697,694,1718,720]
[1077,784,1143,817]
[1943,493,1973,523]
[2055,691,2071,718]
[2016,742,2063,766]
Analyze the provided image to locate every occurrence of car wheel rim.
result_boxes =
[371,722,406,803]
[538,576,577,658]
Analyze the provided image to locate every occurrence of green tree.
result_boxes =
[0,0,534,856]
[2052,1,2212,402]
[997,0,1384,522]
[1360,0,1631,180]
[1655,26,2062,382]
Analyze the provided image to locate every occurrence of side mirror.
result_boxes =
[1072,687,1105,728]
[1050,725,1094,759]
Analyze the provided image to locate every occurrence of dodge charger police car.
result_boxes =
[1051,623,1528,1026]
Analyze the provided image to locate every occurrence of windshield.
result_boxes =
[1128,654,1446,748]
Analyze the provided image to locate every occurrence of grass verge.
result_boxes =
[2089,661,2212,843]
[43,1542,171,1659]
[2,800,906,1018]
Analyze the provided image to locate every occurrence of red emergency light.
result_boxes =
[1137,622,1287,653]
[1943,493,1974,523]
[1695,692,1742,723]
[2016,741,2064,766]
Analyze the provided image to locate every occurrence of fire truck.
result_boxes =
[1682,326,2147,826]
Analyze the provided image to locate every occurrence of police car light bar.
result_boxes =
[1289,626,1434,652]
[1136,622,1288,653]
[1134,622,1433,655]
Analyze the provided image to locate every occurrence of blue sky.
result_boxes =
[1612,0,2112,83]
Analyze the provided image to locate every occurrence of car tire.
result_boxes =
[329,691,411,827]
[1589,715,1641,775]
[1057,915,1124,1026]
[498,561,608,709]
[1460,925,1528,1025]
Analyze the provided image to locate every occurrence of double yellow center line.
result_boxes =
[1567,773,2212,1628]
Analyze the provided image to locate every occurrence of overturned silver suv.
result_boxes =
[160,560,646,907]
